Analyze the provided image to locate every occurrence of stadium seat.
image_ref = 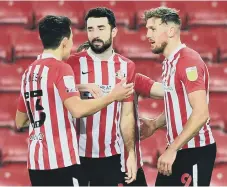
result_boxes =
[33,1,85,29]
[209,92,227,130]
[141,136,159,166]
[181,30,218,62]
[72,29,88,53]
[0,163,30,186]
[0,129,28,163]
[115,28,161,60]
[211,164,227,186]
[186,1,227,27]
[143,165,158,186]
[216,28,227,62]
[83,1,136,28]
[138,98,164,119]
[0,33,12,62]
[13,30,42,60]
[212,129,227,164]
[134,60,162,82]
[0,1,33,28]
[208,63,227,92]
[0,92,20,129]
[0,63,25,91]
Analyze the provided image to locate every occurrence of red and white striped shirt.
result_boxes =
[120,73,155,172]
[17,53,80,170]
[162,44,215,149]
[67,49,135,158]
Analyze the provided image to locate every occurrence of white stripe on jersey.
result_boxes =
[181,82,195,148]
[169,56,183,136]
[41,66,58,169]
[25,66,35,169]
[33,65,44,170]
[68,111,80,164]
[54,85,72,167]
[105,60,116,157]
[92,58,102,157]
[79,57,88,157]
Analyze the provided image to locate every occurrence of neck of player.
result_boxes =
[163,37,182,59]
[90,46,114,61]
[43,49,63,61]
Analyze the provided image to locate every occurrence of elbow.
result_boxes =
[72,111,84,118]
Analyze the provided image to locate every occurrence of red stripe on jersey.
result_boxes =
[85,56,95,157]
[111,102,118,155]
[99,61,109,157]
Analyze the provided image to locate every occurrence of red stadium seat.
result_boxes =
[212,129,227,163]
[0,163,30,186]
[141,136,159,166]
[138,98,164,119]
[72,29,88,53]
[211,164,227,186]
[134,60,162,82]
[186,1,227,26]
[33,1,85,29]
[208,63,227,92]
[13,30,42,59]
[143,165,158,186]
[209,92,227,130]
[0,32,12,62]
[0,129,28,163]
[216,28,227,62]
[83,1,136,28]
[115,28,161,60]
[0,1,33,28]
[0,63,25,91]
[181,30,218,62]
[0,93,20,128]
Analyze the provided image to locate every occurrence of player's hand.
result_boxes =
[157,148,177,176]
[125,151,137,184]
[140,117,157,140]
[84,83,103,98]
[111,79,134,101]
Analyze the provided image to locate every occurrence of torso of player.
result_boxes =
[162,45,215,149]
[69,51,134,158]
[22,55,80,170]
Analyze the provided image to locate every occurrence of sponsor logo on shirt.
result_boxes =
[30,133,44,141]
[63,76,78,93]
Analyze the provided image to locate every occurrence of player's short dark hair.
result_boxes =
[144,7,181,26]
[85,7,116,29]
[39,15,72,50]
[76,41,90,52]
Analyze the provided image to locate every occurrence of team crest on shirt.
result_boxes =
[186,66,198,81]
[115,70,126,80]
[63,76,78,93]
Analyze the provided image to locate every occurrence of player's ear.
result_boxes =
[112,27,118,38]
[61,37,68,48]
[168,25,177,38]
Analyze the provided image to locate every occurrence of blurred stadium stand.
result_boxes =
[0,1,226,186]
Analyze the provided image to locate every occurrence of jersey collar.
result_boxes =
[87,48,115,62]
[167,43,186,61]
[37,53,59,60]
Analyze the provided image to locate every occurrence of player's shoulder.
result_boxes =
[115,53,135,66]
[177,47,205,67]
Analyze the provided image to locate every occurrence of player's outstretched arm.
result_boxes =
[64,79,133,118]
[149,82,164,99]
[76,83,103,98]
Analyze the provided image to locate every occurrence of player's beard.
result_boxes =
[152,41,168,54]
[89,34,112,54]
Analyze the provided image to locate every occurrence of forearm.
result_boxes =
[168,110,209,151]
[15,111,29,129]
[154,112,166,129]
[120,113,135,153]
[71,94,115,118]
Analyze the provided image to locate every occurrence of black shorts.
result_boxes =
[80,154,122,186]
[155,143,217,186]
[29,164,87,186]
[121,167,148,186]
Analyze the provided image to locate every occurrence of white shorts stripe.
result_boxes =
[193,164,198,186]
